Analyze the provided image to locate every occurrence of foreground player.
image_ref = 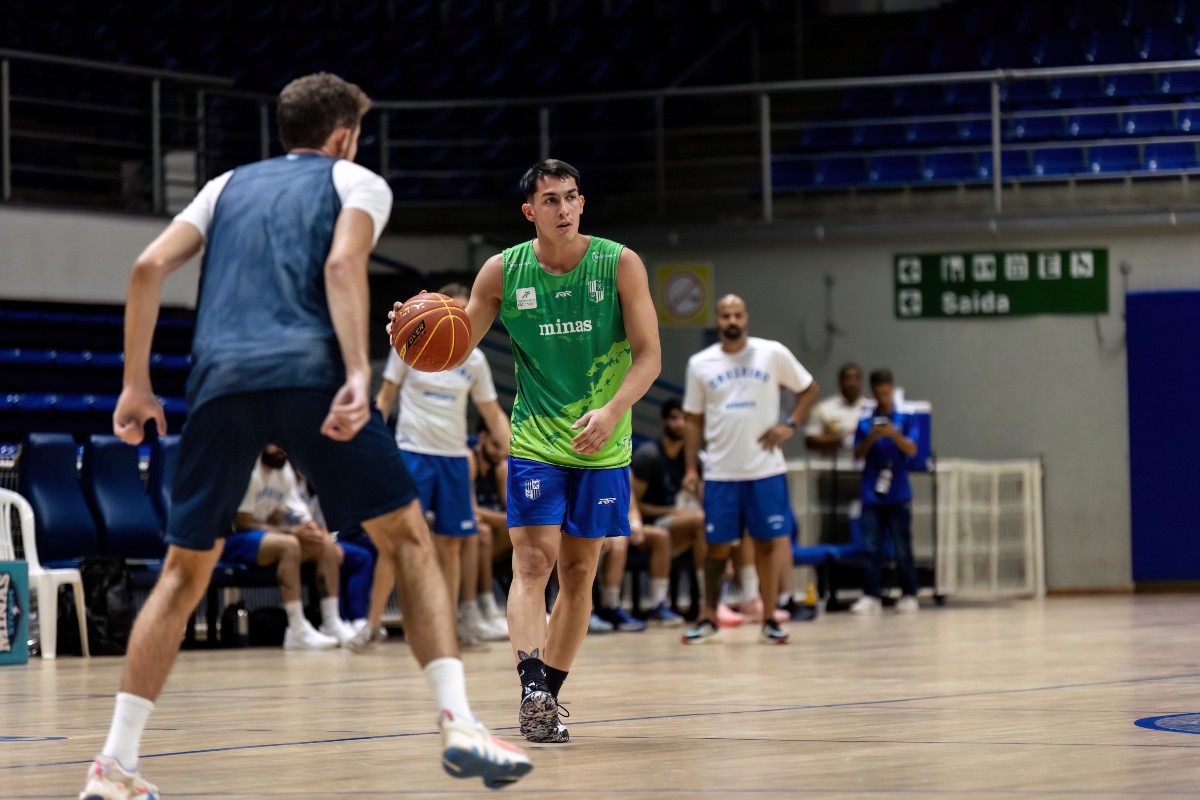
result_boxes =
[81,73,529,800]
[393,159,660,743]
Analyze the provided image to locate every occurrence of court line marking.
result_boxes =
[6,668,1200,771]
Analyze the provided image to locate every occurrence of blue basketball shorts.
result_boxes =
[221,529,267,565]
[703,474,796,544]
[165,389,418,551]
[506,456,630,539]
[400,451,477,537]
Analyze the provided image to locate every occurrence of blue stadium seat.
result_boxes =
[1158,71,1200,96]
[867,155,922,184]
[801,124,853,151]
[1031,147,1087,177]
[1067,112,1120,138]
[840,86,893,113]
[17,433,101,567]
[1051,76,1103,101]
[812,157,866,188]
[910,121,959,145]
[1139,27,1192,61]
[1018,2,1071,35]
[944,82,991,109]
[1087,144,1142,174]
[1123,110,1174,136]
[1032,33,1086,68]
[854,123,908,149]
[1085,30,1137,64]
[82,435,165,560]
[772,159,815,190]
[978,150,1034,179]
[892,84,946,110]
[957,118,994,144]
[1011,115,1065,141]
[1006,79,1051,108]
[921,152,979,182]
[1104,73,1157,99]
[1144,142,1198,171]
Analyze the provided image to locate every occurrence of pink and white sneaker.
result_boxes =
[79,755,159,800]
[439,711,534,788]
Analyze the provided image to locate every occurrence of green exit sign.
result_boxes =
[894,249,1109,319]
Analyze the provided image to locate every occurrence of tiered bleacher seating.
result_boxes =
[776,0,1200,192]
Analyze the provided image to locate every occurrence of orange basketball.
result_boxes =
[390,292,472,372]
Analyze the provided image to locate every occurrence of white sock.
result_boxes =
[479,593,501,618]
[649,578,670,607]
[740,567,760,603]
[778,591,792,608]
[458,598,480,622]
[694,569,705,598]
[284,600,306,629]
[424,657,475,724]
[101,693,154,771]
[320,596,341,628]
[601,585,621,609]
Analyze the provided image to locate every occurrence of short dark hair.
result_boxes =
[869,368,894,387]
[838,362,862,381]
[519,159,581,199]
[661,397,683,420]
[438,282,471,299]
[277,73,370,152]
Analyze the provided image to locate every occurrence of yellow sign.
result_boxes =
[656,263,713,327]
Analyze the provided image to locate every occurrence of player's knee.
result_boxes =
[513,544,556,577]
[557,557,595,586]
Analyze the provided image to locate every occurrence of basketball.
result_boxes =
[390,292,472,372]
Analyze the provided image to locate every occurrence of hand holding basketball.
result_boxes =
[389,291,472,372]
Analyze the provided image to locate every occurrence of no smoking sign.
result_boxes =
[656,263,713,327]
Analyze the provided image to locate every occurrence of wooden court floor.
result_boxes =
[5,594,1200,799]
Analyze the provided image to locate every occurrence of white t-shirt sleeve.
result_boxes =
[774,342,815,394]
[805,399,828,437]
[173,170,234,238]
[468,350,499,405]
[381,348,409,386]
[332,160,393,245]
[236,469,261,516]
[682,358,706,416]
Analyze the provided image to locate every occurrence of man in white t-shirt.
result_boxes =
[222,444,360,650]
[805,363,875,457]
[374,283,512,645]
[680,295,819,645]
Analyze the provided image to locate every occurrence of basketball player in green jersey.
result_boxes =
[392,159,660,743]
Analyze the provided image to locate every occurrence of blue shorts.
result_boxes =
[703,475,796,544]
[506,456,630,539]
[221,529,267,564]
[165,390,418,551]
[401,451,477,537]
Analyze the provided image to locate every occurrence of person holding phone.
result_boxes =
[850,368,921,615]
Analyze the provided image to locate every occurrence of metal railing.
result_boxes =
[3,46,1200,220]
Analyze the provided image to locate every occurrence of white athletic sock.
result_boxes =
[284,600,306,629]
[740,566,760,603]
[778,591,792,608]
[649,578,670,607]
[479,592,502,618]
[601,585,621,609]
[101,692,154,771]
[424,657,475,724]
[320,596,341,628]
[694,569,705,598]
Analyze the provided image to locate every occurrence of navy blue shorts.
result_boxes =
[506,456,630,539]
[165,389,418,551]
[401,451,477,537]
[703,475,796,544]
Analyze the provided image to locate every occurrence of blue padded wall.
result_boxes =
[1128,290,1200,581]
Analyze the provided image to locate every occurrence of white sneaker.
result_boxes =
[439,712,533,788]
[284,620,339,650]
[319,618,360,647]
[79,755,159,800]
[895,596,920,614]
[460,603,508,643]
[479,594,509,636]
[849,596,883,615]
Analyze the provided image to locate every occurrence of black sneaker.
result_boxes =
[760,619,790,645]
[519,689,569,744]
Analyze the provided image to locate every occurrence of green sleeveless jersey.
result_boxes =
[500,235,632,468]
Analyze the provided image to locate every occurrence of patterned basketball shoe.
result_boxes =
[518,688,570,743]
[79,756,159,800]
[440,711,533,788]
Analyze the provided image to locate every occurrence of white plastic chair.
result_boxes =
[0,488,89,658]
